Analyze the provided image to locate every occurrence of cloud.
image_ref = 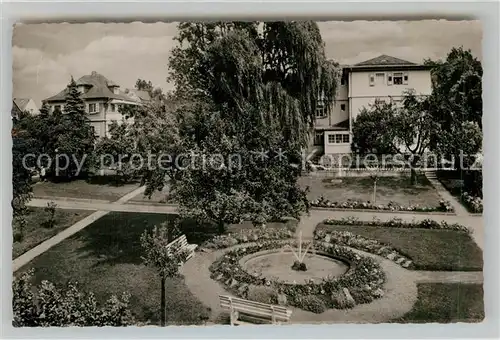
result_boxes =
[13,20,482,107]
[13,33,176,106]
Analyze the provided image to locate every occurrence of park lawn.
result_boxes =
[396,283,484,323]
[17,212,211,325]
[13,207,94,258]
[33,178,139,202]
[299,174,442,207]
[316,224,483,271]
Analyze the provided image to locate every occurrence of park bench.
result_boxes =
[219,295,292,325]
[165,234,197,262]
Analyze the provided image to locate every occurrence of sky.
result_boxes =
[12,20,482,107]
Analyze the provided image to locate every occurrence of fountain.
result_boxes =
[281,231,314,272]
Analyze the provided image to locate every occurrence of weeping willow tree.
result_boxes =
[143,21,337,231]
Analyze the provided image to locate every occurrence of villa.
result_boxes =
[310,55,433,160]
[43,71,149,138]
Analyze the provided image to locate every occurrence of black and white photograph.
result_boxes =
[10,19,484,327]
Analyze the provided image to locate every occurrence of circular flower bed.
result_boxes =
[209,240,386,313]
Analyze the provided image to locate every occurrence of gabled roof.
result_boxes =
[45,71,140,103]
[343,54,431,73]
[13,98,32,111]
[127,89,151,102]
[355,55,416,66]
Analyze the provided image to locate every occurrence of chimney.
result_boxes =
[91,71,97,76]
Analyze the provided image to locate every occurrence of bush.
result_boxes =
[13,269,134,326]
[348,287,374,304]
[246,285,277,304]
[329,290,353,309]
[42,201,57,229]
[299,295,327,314]
[13,215,27,242]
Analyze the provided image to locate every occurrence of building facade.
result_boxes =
[12,98,40,119]
[43,71,149,138]
[311,55,432,161]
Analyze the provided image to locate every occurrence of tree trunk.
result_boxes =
[410,168,417,185]
[218,221,225,234]
[373,181,377,203]
[160,275,166,327]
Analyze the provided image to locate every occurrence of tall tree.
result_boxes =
[54,77,96,179]
[352,91,437,184]
[141,21,337,229]
[425,47,483,162]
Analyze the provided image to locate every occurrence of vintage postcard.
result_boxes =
[11,19,483,327]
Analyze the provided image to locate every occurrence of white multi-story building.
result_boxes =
[311,54,432,159]
[44,71,150,138]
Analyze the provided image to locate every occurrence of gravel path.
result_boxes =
[181,244,419,324]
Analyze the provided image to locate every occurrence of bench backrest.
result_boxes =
[166,235,189,254]
[220,295,291,322]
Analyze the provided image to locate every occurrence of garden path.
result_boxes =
[423,171,469,217]
[12,186,146,272]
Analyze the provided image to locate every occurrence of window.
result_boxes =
[54,105,61,112]
[369,74,375,86]
[88,103,99,113]
[111,104,116,112]
[403,72,409,85]
[387,73,393,86]
[375,98,386,105]
[340,77,346,86]
[328,133,350,144]
[375,72,385,85]
[340,104,346,112]
[90,126,96,136]
[393,72,403,85]
[316,105,326,118]
[314,131,324,146]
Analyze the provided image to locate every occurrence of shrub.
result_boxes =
[246,285,277,304]
[13,269,134,326]
[42,201,57,229]
[329,290,353,309]
[13,215,27,242]
[299,295,327,314]
[348,287,374,304]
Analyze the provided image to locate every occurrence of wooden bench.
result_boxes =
[219,295,292,325]
[165,234,197,262]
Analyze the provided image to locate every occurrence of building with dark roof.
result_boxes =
[12,98,39,119]
[310,54,432,159]
[44,71,148,138]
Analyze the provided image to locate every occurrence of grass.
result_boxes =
[396,283,484,323]
[33,178,139,202]
[437,171,482,213]
[316,224,483,271]
[17,212,211,325]
[299,174,443,207]
[13,207,94,258]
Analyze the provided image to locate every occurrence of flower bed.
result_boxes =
[209,240,386,313]
[461,192,483,214]
[314,229,414,269]
[310,197,454,213]
[201,227,294,250]
[322,216,470,233]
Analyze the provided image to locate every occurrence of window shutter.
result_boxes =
[369,73,375,86]
[96,103,100,112]
[403,72,409,85]
[387,73,393,86]
[87,104,90,113]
